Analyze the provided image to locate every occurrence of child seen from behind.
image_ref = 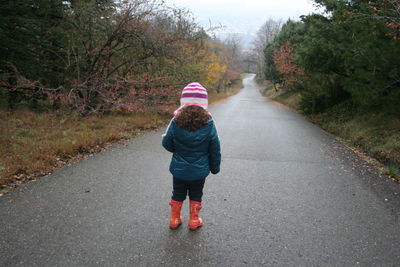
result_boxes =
[162,82,221,230]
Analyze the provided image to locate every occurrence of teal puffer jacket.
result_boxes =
[162,118,221,181]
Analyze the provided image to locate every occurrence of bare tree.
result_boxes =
[223,33,243,72]
[251,18,283,79]
[240,51,258,73]
[224,34,243,59]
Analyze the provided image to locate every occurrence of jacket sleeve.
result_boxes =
[209,122,221,174]
[162,119,175,153]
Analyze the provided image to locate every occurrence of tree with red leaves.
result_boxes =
[272,41,304,88]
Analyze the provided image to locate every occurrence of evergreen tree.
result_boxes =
[264,0,400,114]
[0,0,66,85]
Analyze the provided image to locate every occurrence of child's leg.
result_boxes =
[169,177,188,229]
[187,178,206,230]
[172,177,189,202]
[188,178,206,202]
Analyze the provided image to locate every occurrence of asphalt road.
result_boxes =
[1,74,399,266]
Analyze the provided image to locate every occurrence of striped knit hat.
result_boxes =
[174,82,208,116]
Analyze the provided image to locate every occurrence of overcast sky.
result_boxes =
[165,0,319,45]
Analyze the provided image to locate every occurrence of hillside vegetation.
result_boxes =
[0,0,243,190]
[258,0,400,179]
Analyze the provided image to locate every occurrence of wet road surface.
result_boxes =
[1,74,399,266]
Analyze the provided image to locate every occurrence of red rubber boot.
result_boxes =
[169,200,183,229]
[189,200,203,230]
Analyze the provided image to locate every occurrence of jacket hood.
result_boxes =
[173,119,214,148]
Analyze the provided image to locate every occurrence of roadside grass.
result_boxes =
[208,77,243,105]
[0,81,243,192]
[388,163,400,178]
[0,109,170,191]
[310,109,400,179]
[261,84,400,181]
[262,84,301,111]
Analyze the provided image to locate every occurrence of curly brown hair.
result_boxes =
[175,105,211,131]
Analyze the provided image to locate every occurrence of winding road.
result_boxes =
[1,74,399,266]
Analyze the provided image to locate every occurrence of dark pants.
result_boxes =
[172,177,206,202]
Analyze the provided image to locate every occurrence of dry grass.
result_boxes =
[208,88,241,105]
[0,80,244,192]
[208,79,243,105]
[311,111,400,179]
[0,110,169,190]
[262,84,301,111]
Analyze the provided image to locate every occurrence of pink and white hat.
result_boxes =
[174,82,208,116]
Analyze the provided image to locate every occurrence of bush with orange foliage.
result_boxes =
[272,41,304,88]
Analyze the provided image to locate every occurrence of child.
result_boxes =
[162,82,221,230]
